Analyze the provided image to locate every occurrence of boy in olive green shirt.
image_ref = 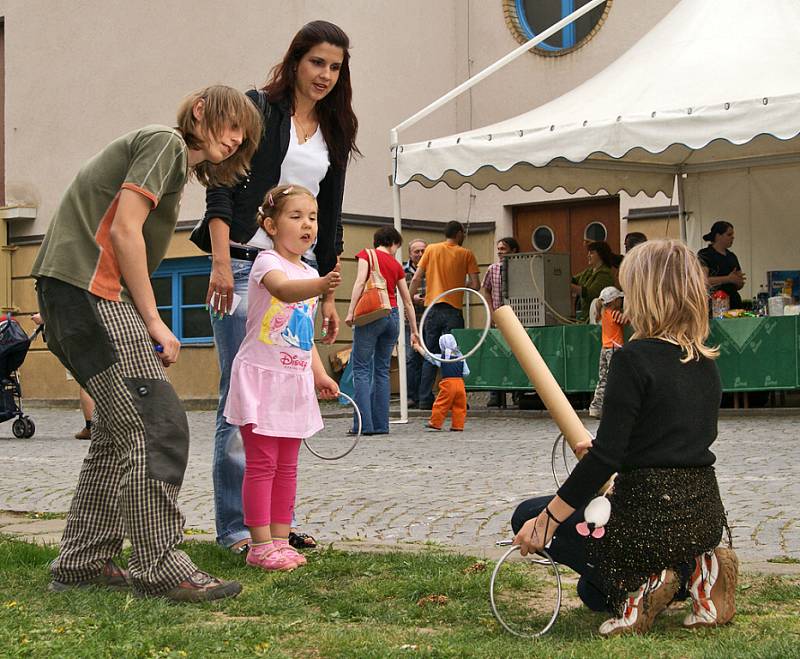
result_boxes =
[32,86,261,602]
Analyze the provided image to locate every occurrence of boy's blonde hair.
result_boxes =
[618,239,718,362]
[256,184,316,233]
[176,85,263,188]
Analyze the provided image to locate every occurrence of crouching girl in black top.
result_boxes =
[512,239,737,637]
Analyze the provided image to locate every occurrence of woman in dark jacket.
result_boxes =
[202,20,360,554]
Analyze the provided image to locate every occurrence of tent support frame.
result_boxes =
[677,171,687,242]
[390,0,606,422]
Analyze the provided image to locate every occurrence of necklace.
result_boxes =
[293,114,316,143]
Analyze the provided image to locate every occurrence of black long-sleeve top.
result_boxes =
[203,90,347,276]
[557,339,721,509]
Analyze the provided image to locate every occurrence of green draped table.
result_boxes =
[453,316,800,393]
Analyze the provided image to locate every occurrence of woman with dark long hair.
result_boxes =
[697,220,746,309]
[202,20,360,555]
[571,241,616,322]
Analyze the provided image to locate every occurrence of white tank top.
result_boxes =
[247,118,330,261]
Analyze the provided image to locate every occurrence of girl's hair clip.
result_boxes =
[283,186,294,195]
[267,193,274,207]
[257,205,265,216]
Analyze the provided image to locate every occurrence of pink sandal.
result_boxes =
[246,544,299,572]
[274,539,307,566]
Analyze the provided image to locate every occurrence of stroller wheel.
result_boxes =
[12,418,26,438]
[23,417,35,438]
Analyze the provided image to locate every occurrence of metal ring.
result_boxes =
[551,429,594,489]
[489,545,562,638]
[302,391,361,461]
[417,287,491,363]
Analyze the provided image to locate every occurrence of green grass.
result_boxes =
[22,512,67,521]
[767,555,800,565]
[0,537,798,658]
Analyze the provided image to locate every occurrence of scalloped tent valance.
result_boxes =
[394,0,800,196]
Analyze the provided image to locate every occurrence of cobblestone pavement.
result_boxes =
[0,406,798,565]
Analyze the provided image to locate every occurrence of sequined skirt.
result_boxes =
[586,466,727,615]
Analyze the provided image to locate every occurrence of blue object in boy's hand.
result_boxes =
[154,344,164,353]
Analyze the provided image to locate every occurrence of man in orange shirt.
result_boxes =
[409,221,480,409]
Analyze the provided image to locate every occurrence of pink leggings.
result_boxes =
[240,425,301,527]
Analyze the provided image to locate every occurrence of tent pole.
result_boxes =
[391,0,606,135]
[391,129,409,424]
[677,172,687,242]
[389,0,604,424]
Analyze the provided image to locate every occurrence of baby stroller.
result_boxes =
[0,314,41,438]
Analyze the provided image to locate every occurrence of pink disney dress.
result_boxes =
[224,250,323,439]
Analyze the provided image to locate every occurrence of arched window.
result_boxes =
[505,0,612,56]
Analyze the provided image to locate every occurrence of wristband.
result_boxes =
[544,506,566,525]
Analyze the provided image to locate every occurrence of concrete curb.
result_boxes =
[3,511,798,576]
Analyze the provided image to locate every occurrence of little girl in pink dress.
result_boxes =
[224,184,341,571]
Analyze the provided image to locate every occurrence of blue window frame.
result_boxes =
[515,0,609,53]
[150,256,213,344]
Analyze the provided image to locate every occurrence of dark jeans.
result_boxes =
[512,496,607,612]
[405,324,423,403]
[419,303,464,406]
[512,496,693,613]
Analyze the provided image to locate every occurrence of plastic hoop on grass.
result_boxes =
[417,287,491,363]
[303,391,361,461]
[489,544,562,637]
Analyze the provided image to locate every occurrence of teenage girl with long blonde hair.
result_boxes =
[512,239,737,636]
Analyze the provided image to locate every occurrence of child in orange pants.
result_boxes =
[415,334,470,431]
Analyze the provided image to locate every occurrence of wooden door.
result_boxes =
[514,205,569,255]
[513,197,620,276]
[569,198,620,274]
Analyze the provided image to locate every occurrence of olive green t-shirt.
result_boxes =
[32,125,189,302]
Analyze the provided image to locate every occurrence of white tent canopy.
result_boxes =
[394,0,800,198]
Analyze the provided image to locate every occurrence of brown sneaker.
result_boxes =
[160,570,242,603]
[683,547,739,628]
[48,559,129,592]
[599,569,679,636]
[74,426,91,440]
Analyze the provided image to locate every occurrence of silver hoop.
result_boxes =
[489,545,562,637]
[551,429,594,489]
[302,391,361,461]
[417,287,491,363]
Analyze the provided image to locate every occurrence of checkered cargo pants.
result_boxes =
[36,277,197,594]
[589,347,617,418]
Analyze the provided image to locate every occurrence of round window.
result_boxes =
[584,221,607,242]
[532,225,555,252]
[504,0,612,56]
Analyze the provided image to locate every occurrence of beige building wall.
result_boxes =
[14,221,496,402]
[0,0,678,401]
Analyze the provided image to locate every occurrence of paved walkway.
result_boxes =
[1,406,798,570]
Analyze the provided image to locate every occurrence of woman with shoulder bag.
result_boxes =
[345,227,420,436]
[201,20,360,554]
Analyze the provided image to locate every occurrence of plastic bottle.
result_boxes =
[711,290,730,318]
